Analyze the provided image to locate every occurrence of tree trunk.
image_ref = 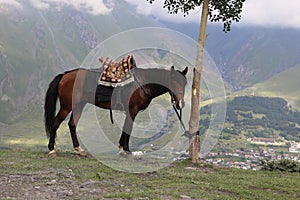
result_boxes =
[188,0,209,163]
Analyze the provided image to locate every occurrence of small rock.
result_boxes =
[67,191,73,196]
[90,189,97,194]
[180,194,192,199]
[125,188,131,192]
[47,180,56,185]
[185,167,197,170]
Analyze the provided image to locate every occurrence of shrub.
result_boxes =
[260,159,300,172]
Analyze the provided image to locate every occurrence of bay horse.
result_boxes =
[44,61,188,156]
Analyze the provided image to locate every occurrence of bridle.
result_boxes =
[169,85,187,133]
[134,68,189,134]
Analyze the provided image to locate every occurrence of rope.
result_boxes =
[172,105,199,139]
[172,104,186,131]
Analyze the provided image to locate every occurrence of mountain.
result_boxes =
[207,26,300,91]
[162,22,300,91]
[0,1,160,124]
[2,1,300,125]
[1,0,300,153]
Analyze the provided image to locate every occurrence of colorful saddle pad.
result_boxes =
[98,55,136,87]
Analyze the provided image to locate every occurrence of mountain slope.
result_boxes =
[163,22,300,91]
[0,1,160,124]
[246,62,300,108]
[2,2,300,125]
[208,27,300,90]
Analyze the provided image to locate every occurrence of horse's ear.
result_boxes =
[171,66,175,71]
[181,67,188,76]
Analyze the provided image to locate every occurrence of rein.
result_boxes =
[170,90,191,137]
[168,72,191,138]
[170,93,199,139]
[172,104,186,132]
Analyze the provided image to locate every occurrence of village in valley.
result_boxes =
[202,137,300,170]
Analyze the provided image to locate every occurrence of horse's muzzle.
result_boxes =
[174,99,184,110]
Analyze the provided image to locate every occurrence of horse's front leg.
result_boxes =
[119,115,133,154]
[118,116,144,157]
[119,107,138,155]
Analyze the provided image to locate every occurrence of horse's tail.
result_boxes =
[44,74,63,138]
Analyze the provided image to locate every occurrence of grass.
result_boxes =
[0,150,299,199]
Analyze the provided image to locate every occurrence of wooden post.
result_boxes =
[189,0,209,163]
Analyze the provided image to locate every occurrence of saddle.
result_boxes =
[96,55,137,123]
[98,55,136,87]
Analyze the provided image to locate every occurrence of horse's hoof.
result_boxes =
[119,147,131,157]
[74,146,86,156]
[48,150,56,156]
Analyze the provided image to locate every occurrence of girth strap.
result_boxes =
[110,108,114,124]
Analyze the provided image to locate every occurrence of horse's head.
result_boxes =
[169,66,188,110]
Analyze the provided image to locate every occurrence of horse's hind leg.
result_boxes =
[48,108,70,154]
[68,103,86,155]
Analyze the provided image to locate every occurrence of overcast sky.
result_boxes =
[125,0,300,29]
[1,0,299,29]
[0,0,112,15]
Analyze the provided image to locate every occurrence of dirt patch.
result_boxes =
[0,169,108,199]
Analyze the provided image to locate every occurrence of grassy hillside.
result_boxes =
[0,150,299,199]
[199,96,300,152]
[246,63,300,108]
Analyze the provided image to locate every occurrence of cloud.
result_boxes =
[125,0,300,29]
[0,0,23,10]
[29,0,49,10]
[28,0,112,15]
[124,0,200,23]
[2,0,299,28]
[0,0,112,15]
[241,0,300,28]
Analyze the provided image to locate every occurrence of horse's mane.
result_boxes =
[63,68,83,74]
[135,67,187,83]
